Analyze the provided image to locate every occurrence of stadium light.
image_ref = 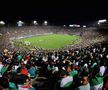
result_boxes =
[98,19,107,24]
[33,20,38,25]
[0,21,5,25]
[44,21,48,25]
[17,20,24,27]
[69,24,80,28]
[83,25,86,28]
[69,24,73,27]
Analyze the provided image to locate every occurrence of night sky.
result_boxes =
[0,0,108,25]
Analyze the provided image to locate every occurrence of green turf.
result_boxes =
[13,34,81,49]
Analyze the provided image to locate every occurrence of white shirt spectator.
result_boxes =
[15,65,19,71]
[52,55,55,60]
[75,62,79,66]
[84,63,88,68]
[93,48,96,53]
[106,55,108,59]
[0,62,3,77]
[54,56,59,62]
[0,62,3,72]
[99,66,106,76]
[42,56,48,62]
[60,76,73,88]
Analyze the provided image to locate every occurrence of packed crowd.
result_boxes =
[0,42,108,90]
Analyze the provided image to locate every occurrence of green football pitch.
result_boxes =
[13,34,81,49]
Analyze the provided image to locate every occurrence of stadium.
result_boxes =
[0,20,108,90]
[0,0,108,89]
[0,23,106,50]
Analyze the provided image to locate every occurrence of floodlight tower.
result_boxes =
[44,21,48,26]
[0,21,5,26]
[98,19,107,25]
[33,20,38,25]
[97,19,108,29]
[17,20,24,27]
[69,24,73,27]
[83,25,86,28]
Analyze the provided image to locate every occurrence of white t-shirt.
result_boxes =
[0,64,3,72]
[99,66,106,76]
[76,83,90,90]
[0,63,3,77]
[15,65,19,71]
[60,76,73,87]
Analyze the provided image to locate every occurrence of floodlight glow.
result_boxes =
[98,19,107,23]
[33,20,38,25]
[17,20,24,27]
[33,21,36,23]
[0,21,5,25]
[83,25,86,28]
[69,25,73,27]
[44,21,47,24]
[44,21,48,25]
[69,24,80,27]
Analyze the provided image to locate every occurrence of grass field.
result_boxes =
[13,34,81,49]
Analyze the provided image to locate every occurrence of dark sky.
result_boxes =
[0,0,108,25]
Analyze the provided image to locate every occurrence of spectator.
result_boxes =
[75,76,90,90]
[60,70,73,89]
[90,66,103,90]
[99,61,106,76]
[28,64,37,79]
[0,61,3,77]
